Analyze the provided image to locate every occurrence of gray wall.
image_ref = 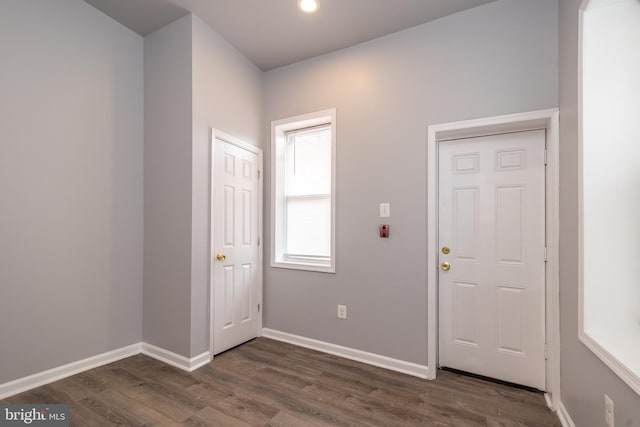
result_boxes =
[191,15,263,356]
[558,1,640,425]
[143,15,193,355]
[263,0,558,365]
[144,14,263,357]
[0,0,143,383]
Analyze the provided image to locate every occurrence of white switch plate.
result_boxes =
[380,203,390,218]
[337,305,347,319]
[605,394,614,427]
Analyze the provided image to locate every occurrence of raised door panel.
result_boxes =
[453,187,479,261]
[496,186,525,264]
[452,282,478,346]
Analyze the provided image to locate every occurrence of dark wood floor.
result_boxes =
[2,338,561,426]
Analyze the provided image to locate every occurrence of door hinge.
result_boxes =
[544,343,548,360]
[258,236,260,246]
[258,170,261,179]
[544,149,548,165]
[258,303,261,312]
[544,246,548,262]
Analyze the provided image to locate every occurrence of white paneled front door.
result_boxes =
[212,137,261,355]
[438,130,546,390]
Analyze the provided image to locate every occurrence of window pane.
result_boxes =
[286,129,331,196]
[272,109,335,272]
[286,197,330,257]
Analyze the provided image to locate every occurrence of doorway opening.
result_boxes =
[438,129,546,391]
[426,109,560,407]
[209,129,264,358]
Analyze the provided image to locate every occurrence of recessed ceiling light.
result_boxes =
[298,0,319,14]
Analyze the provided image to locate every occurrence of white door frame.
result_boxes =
[427,109,560,409]
[209,128,264,359]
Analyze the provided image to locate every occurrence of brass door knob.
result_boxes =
[441,246,450,254]
[216,253,226,261]
[441,261,451,271]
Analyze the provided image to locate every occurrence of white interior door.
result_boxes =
[438,130,546,390]
[213,137,261,355]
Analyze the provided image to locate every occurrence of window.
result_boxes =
[579,0,640,395]
[271,109,336,272]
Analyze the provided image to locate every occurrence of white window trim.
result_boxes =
[577,0,640,396]
[271,109,336,273]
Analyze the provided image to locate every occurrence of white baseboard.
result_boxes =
[0,342,211,400]
[262,328,430,379]
[556,401,576,427]
[544,393,553,409]
[141,343,211,372]
[0,343,142,400]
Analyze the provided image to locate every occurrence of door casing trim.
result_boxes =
[209,129,264,359]
[426,109,560,409]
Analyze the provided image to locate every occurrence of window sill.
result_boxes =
[271,259,335,274]
[580,322,640,396]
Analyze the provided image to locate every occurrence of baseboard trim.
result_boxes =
[544,393,553,409]
[262,328,430,379]
[141,343,211,372]
[0,343,142,400]
[556,401,576,427]
[0,342,212,400]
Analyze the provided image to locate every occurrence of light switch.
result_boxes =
[380,203,391,218]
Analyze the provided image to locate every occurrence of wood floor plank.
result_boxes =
[118,381,206,422]
[47,373,107,402]
[68,399,125,427]
[204,395,277,426]
[182,405,254,427]
[97,388,181,427]
[265,409,326,427]
[84,365,147,390]
[1,338,561,426]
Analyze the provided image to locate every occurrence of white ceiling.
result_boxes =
[84,0,496,71]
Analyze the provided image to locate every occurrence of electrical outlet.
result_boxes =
[337,305,347,319]
[605,394,614,427]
